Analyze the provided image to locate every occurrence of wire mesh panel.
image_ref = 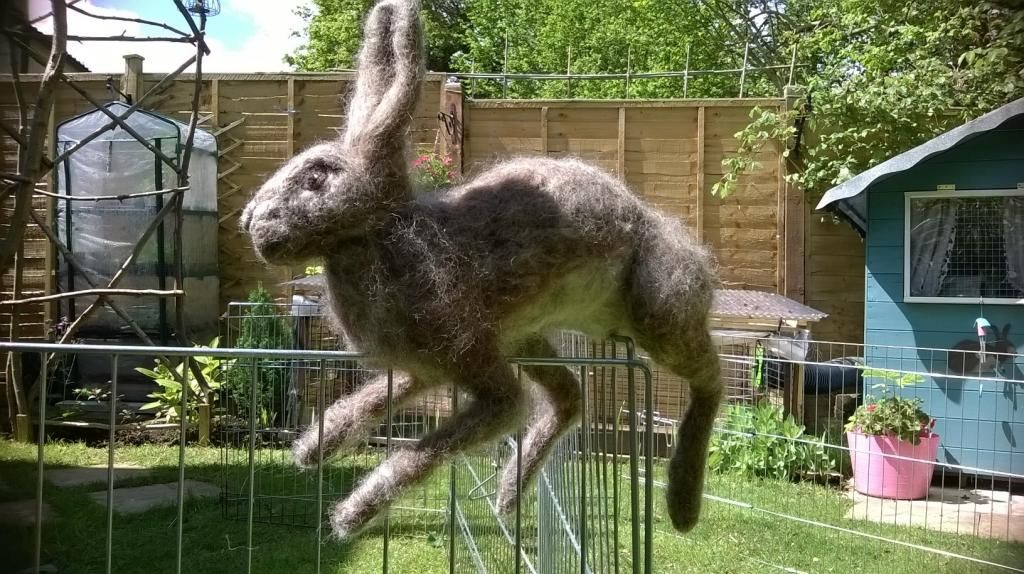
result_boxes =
[907,192,1024,301]
[450,333,655,574]
[218,303,450,531]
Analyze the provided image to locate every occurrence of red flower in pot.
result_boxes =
[845,392,939,500]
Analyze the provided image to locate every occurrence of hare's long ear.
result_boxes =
[341,0,424,153]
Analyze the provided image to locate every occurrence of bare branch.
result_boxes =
[0,0,66,283]
[67,3,191,38]
[171,0,211,55]
[50,54,198,166]
[33,185,189,202]
[0,117,28,148]
[28,0,83,25]
[2,289,184,306]
[64,34,196,43]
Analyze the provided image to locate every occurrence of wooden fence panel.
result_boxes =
[2,73,864,351]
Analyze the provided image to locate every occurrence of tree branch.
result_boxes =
[67,3,191,38]
[0,0,65,287]
[2,289,185,306]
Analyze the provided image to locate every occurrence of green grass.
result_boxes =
[1,439,1021,573]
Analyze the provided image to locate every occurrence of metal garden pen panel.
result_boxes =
[816,96,1024,478]
[3,339,656,574]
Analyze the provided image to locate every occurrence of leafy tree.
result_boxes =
[288,0,1023,200]
[781,0,1024,196]
[287,0,469,72]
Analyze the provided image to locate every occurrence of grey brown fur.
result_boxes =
[240,0,722,541]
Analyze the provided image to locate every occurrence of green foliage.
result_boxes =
[304,265,324,275]
[452,0,770,99]
[785,0,1024,196]
[288,0,1023,204]
[862,367,925,389]
[713,107,797,197]
[845,393,933,446]
[412,152,457,189]
[709,400,836,481]
[138,338,229,423]
[287,0,469,72]
[223,283,293,427]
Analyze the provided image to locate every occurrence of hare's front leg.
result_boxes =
[293,372,432,468]
[496,337,582,514]
[329,359,526,540]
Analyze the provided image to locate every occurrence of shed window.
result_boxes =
[905,190,1024,303]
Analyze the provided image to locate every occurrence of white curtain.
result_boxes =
[1005,196,1024,295]
[908,199,959,297]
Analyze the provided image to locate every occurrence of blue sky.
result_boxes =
[30,0,311,72]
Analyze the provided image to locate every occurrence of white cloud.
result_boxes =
[31,0,311,73]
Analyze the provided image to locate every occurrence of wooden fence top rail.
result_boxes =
[467,98,785,109]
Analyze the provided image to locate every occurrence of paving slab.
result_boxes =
[845,486,1024,542]
[47,464,151,488]
[0,499,54,526]
[86,480,219,514]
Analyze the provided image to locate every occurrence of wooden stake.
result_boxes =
[617,107,626,179]
[696,106,706,242]
[540,106,549,155]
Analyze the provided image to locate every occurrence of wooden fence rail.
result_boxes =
[2,71,863,362]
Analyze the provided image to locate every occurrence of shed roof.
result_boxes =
[282,276,828,324]
[815,97,1024,234]
[711,289,827,323]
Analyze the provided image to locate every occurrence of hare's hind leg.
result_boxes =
[638,331,721,533]
[292,371,435,468]
[329,356,526,540]
[495,335,582,514]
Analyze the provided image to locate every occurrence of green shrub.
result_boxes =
[223,283,293,426]
[708,400,836,481]
[138,337,229,423]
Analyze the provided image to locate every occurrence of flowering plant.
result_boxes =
[411,152,456,190]
[844,392,934,445]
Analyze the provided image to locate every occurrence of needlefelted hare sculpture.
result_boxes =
[240,0,722,541]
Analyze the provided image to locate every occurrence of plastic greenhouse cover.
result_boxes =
[57,101,216,154]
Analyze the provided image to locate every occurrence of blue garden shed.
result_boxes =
[817,97,1024,478]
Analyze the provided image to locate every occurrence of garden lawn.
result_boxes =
[0,439,1020,574]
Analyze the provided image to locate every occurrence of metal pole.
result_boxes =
[624,341,640,574]
[315,359,326,574]
[609,342,619,574]
[579,362,589,574]
[739,42,750,98]
[625,46,632,100]
[246,360,257,574]
[383,369,394,574]
[788,43,798,87]
[106,355,119,574]
[448,384,458,574]
[567,47,572,99]
[683,44,691,98]
[643,366,654,574]
[176,352,188,574]
[34,352,47,573]
[515,366,523,574]
[503,30,509,99]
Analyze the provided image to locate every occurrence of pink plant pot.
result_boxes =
[847,430,940,500]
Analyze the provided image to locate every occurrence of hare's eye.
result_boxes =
[302,170,327,189]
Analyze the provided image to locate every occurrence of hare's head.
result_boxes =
[241,0,424,265]
[991,323,1017,357]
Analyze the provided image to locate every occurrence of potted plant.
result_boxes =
[844,390,939,499]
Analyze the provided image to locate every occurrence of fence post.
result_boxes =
[439,79,464,177]
[121,54,145,104]
[197,402,211,445]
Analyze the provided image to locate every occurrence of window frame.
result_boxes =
[903,188,1024,305]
